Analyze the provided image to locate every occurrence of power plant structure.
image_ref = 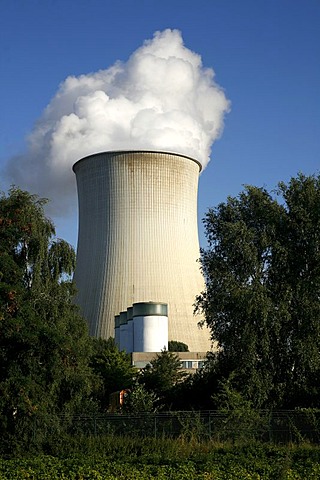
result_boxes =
[73,150,211,352]
[116,302,169,353]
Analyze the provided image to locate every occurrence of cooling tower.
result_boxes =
[73,150,210,352]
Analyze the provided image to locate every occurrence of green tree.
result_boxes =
[139,350,187,408]
[122,382,159,413]
[196,174,320,408]
[0,188,95,453]
[212,377,268,443]
[167,356,216,410]
[168,340,189,352]
[90,337,135,411]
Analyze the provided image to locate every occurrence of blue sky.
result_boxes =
[1,0,319,248]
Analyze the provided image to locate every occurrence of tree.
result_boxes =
[196,174,320,408]
[0,188,95,452]
[168,340,189,352]
[90,337,135,411]
[139,350,187,408]
[168,352,219,411]
[212,377,268,443]
[121,382,159,413]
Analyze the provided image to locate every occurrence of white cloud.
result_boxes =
[6,29,230,214]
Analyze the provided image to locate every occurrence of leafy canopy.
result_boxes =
[196,174,320,409]
[139,349,186,397]
[168,340,189,352]
[0,187,95,453]
[90,337,135,411]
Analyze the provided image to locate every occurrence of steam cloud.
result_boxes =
[7,29,230,214]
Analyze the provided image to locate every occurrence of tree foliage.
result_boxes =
[0,188,95,452]
[89,337,135,410]
[168,340,189,352]
[139,350,187,409]
[122,382,159,413]
[196,174,320,408]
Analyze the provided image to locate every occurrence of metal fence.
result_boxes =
[57,410,320,443]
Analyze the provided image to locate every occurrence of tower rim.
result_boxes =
[72,150,202,173]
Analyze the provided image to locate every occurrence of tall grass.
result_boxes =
[44,432,320,463]
[1,439,320,480]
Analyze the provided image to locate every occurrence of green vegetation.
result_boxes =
[122,382,159,413]
[0,174,320,477]
[196,173,320,410]
[0,441,320,479]
[139,350,186,394]
[168,340,189,352]
[0,188,96,454]
[90,337,135,410]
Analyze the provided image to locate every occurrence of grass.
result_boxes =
[1,436,320,479]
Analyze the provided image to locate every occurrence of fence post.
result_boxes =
[94,415,97,436]
[32,416,36,442]
[268,411,272,443]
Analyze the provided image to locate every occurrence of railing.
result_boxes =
[53,410,320,443]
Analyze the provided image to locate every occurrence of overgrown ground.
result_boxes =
[1,437,320,479]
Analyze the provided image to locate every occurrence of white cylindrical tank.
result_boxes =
[73,150,210,351]
[126,306,134,353]
[133,302,168,352]
[114,314,120,348]
[119,311,128,352]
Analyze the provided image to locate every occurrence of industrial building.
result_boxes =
[73,150,211,352]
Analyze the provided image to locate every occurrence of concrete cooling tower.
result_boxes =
[73,150,211,352]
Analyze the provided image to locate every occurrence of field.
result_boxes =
[1,437,320,479]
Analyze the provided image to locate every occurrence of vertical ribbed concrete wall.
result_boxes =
[73,150,210,352]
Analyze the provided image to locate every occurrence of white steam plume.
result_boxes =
[6,29,230,214]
